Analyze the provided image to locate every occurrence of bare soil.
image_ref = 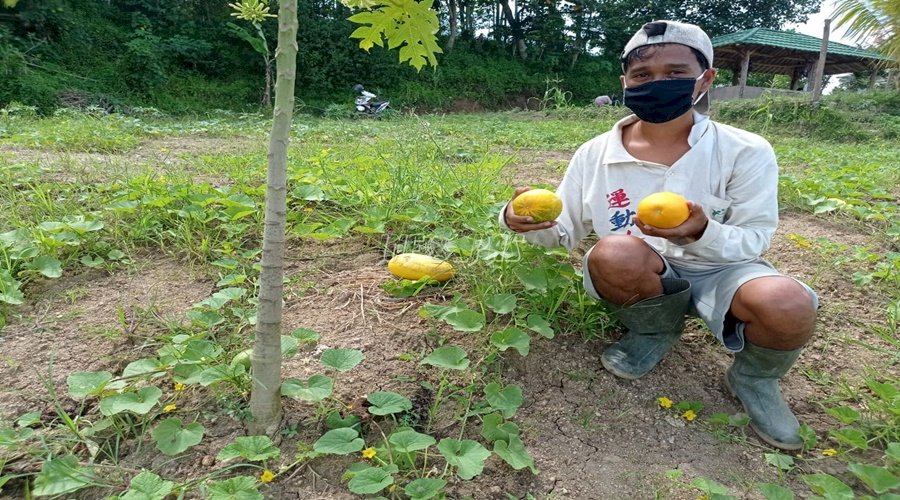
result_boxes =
[1,144,894,499]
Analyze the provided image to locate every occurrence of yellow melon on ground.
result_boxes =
[388,253,454,282]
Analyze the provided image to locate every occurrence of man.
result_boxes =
[500,20,818,450]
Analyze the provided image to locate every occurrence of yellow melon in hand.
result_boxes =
[637,192,690,229]
[511,189,563,223]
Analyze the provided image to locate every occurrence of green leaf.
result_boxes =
[420,346,469,370]
[494,434,536,473]
[314,428,365,455]
[32,455,94,497]
[437,438,491,480]
[216,436,280,462]
[826,406,860,424]
[16,411,41,428]
[206,475,263,500]
[292,327,320,344]
[515,266,549,291]
[484,382,523,418]
[484,293,517,314]
[347,466,394,495]
[526,313,554,338]
[32,255,63,278]
[320,348,364,372]
[348,0,442,70]
[382,277,434,297]
[152,418,204,456]
[367,391,413,415]
[107,249,126,260]
[481,413,519,443]
[68,219,103,233]
[281,374,333,402]
[490,328,530,357]
[99,386,162,416]
[755,483,794,500]
[280,335,299,358]
[186,309,224,327]
[764,452,795,471]
[443,309,485,332]
[67,371,113,398]
[122,358,164,379]
[801,473,854,500]
[830,427,869,450]
[887,442,900,461]
[404,477,447,500]
[798,424,818,449]
[389,430,436,453]
[691,478,732,496]
[292,184,327,201]
[847,462,900,494]
[120,471,174,500]
[325,411,360,430]
[80,255,105,268]
[866,379,898,401]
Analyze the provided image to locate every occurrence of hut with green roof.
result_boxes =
[709,28,892,100]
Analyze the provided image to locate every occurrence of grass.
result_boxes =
[0,95,898,498]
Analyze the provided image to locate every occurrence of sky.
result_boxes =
[788,0,855,45]
[787,0,860,91]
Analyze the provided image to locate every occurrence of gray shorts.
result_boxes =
[582,245,819,353]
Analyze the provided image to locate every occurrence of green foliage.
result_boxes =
[348,0,441,70]
[1,106,897,499]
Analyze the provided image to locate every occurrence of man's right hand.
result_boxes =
[505,187,558,233]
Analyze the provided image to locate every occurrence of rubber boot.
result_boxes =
[601,278,691,379]
[725,342,803,450]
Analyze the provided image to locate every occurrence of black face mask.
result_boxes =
[623,74,706,123]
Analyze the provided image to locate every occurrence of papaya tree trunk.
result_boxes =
[248,0,298,436]
[447,0,458,50]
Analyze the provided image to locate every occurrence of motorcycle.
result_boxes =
[354,84,390,116]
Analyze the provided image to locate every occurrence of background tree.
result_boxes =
[833,0,899,65]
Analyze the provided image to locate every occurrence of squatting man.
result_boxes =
[500,20,819,450]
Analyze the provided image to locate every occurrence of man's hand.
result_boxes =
[635,200,708,245]
[505,187,558,233]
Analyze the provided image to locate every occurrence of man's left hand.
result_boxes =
[635,200,709,245]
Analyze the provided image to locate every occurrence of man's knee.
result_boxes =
[735,277,817,335]
[588,235,663,279]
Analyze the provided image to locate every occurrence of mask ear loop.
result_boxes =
[692,70,709,106]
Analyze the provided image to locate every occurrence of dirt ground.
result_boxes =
[1,141,895,499]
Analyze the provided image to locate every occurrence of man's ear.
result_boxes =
[620,74,626,89]
[699,68,717,91]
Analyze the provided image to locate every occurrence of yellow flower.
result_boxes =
[259,469,275,483]
[822,448,838,456]
[658,396,673,409]
[174,382,186,392]
[696,496,709,500]
[682,409,697,422]
[163,404,177,412]
[361,447,377,459]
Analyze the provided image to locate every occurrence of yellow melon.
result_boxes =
[511,189,563,223]
[387,253,454,282]
[636,192,690,229]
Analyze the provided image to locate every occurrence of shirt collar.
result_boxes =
[602,110,711,165]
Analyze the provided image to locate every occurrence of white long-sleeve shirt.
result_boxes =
[499,112,779,272]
